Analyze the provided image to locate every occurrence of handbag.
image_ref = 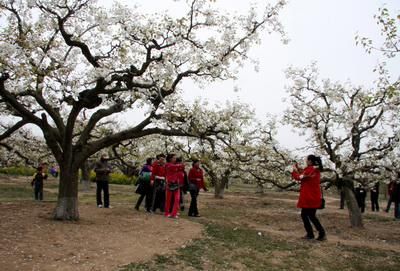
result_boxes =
[135,183,146,195]
[318,186,325,210]
[319,198,325,209]
[188,182,198,191]
[168,182,179,191]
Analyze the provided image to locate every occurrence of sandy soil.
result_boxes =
[0,201,202,271]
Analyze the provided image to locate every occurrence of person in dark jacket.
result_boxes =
[291,155,326,241]
[31,166,48,201]
[385,180,396,212]
[370,181,380,212]
[135,158,153,212]
[354,183,367,213]
[393,178,400,219]
[188,159,207,217]
[94,155,112,208]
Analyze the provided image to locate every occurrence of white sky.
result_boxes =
[106,0,400,151]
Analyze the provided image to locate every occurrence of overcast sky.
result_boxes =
[104,0,399,151]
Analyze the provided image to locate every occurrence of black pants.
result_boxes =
[371,193,379,211]
[151,179,165,212]
[34,184,43,200]
[188,189,199,216]
[136,184,152,211]
[339,190,345,209]
[96,181,109,207]
[385,197,393,212]
[395,202,400,219]
[301,208,325,238]
[356,196,366,213]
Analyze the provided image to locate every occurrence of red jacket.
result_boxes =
[292,166,322,209]
[151,161,166,181]
[165,162,184,184]
[176,163,186,186]
[188,166,206,190]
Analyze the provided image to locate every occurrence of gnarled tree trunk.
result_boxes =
[343,183,363,228]
[215,176,229,199]
[53,164,80,220]
[80,160,90,192]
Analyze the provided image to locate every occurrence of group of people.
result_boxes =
[133,154,207,218]
[94,153,207,218]
[354,179,400,218]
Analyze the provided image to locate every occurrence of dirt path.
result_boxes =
[0,202,203,271]
[210,192,400,253]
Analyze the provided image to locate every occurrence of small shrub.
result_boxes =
[0,166,36,176]
[89,170,136,185]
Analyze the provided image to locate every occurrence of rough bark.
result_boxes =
[53,165,80,220]
[255,183,265,194]
[80,160,90,192]
[343,185,364,228]
[214,176,229,199]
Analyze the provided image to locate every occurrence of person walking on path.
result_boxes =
[164,153,183,218]
[370,181,380,212]
[291,155,326,241]
[385,179,396,212]
[94,154,112,208]
[188,159,207,217]
[354,183,367,213]
[135,158,153,212]
[150,154,166,213]
[31,166,47,201]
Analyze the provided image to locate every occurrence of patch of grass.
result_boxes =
[364,214,394,222]
[0,185,57,201]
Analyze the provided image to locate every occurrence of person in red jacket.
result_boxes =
[150,154,166,213]
[292,155,326,241]
[188,159,207,217]
[164,153,183,218]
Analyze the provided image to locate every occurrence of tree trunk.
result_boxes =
[214,177,228,199]
[53,165,80,220]
[80,160,90,192]
[255,183,264,194]
[343,185,363,228]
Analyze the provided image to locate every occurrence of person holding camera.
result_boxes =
[291,155,326,241]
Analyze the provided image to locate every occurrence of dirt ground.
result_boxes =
[0,176,202,271]
[1,176,399,271]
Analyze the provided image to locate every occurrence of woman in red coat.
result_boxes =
[164,153,183,218]
[292,155,326,241]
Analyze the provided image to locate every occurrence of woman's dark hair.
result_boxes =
[307,155,323,170]
[166,153,176,163]
[176,157,182,163]
[192,159,200,167]
[156,153,165,160]
[146,158,153,165]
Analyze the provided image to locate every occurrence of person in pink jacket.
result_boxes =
[292,155,326,241]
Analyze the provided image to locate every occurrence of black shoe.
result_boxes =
[316,233,327,241]
[301,235,314,240]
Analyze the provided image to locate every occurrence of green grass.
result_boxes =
[0,184,58,202]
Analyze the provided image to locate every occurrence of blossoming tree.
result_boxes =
[0,0,286,220]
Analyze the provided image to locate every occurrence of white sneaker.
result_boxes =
[98,204,103,208]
